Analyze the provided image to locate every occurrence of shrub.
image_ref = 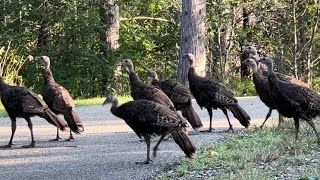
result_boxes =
[0,44,32,86]
[227,77,256,97]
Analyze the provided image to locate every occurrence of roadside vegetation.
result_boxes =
[0,96,133,118]
[157,120,320,180]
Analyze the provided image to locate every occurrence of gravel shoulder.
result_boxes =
[0,96,277,180]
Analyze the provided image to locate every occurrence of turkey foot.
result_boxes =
[22,141,35,148]
[200,127,214,133]
[65,135,75,141]
[49,137,61,141]
[225,126,234,132]
[0,143,14,148]
[135,159,152,164]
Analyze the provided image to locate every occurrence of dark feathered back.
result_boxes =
[40,57,82,134]
[0,78,66,130]
[188,66,250,128]
[149,71,203,130]
[128,71,176,111]
[107,97,196,157]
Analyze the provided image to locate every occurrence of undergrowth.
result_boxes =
[157,120,320,180]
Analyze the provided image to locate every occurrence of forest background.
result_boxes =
[1,0,320,98]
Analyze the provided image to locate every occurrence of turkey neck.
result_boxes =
[0,78,12,92]
[266,62,279,90]
[43,68,55,85]
[110,98,120,116]
[129,70,144,87]
[251,61,265,85]
[251,62,260,78]
[188,66,199,80]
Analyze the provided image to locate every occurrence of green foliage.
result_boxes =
[0,0,180,97]
[227,77,256,97]
[1,0,320,98]
[0,44,31,86]
[75,96,132,107]
[311,77,320,92]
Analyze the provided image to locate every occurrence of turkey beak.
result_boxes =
[102,98,108,106]
[36,56,44,63]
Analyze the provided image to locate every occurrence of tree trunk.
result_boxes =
[240,0,250,77]
[37,20,50,47]
[242,0,249,29]
[100,0,120,58]
[292,0,298,79]
[177,0,206,85]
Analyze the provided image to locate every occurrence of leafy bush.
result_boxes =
[311,77,320,92]
[0,44,32,86]
[227,77,256,97]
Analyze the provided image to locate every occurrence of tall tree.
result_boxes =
[37,1,50,48]
[177,0,206,85]
[100,0,120,58]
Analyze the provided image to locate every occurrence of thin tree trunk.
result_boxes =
[177,0,206,85]
[240,1,250,77]
[37,20,50,47]
[292,0,298,78]
[37,1,50,47]
[307,0,319,85]
[242,0,249,29]
[100,0,120,58]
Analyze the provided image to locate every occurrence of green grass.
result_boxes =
[158,120,320,180]
[75,96,132,106]
[0,96,133,118]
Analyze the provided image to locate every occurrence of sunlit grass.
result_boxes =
[75,96,132,106]
[157,120,320,180]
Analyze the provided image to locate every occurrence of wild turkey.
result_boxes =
[184,53,251,132]
[259,57,320,143]
[38,56,83,141]
[147,70,203,131]
[103,95,196,164]
[243,46,309,87]
[243,58,284,128]
[0,77,67,148]
[122,59,175,111]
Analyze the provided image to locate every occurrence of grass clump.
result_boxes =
[160,120,320,179]
[75,96,132,107]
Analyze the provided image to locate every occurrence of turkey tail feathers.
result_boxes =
[180,105,203,130]
[228,104,251,128]
[170,128,196,158]
[63,110,83,134]
[43,109,67,131]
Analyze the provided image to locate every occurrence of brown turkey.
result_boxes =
[243,58,284,128]
[0,77,67,148]
[147,70,202,131]
[103,95,196,164]
[184,53,251,132]
[38,56,83,141]
[122,59,175,111]
[259,57,320,143]
[242,46,309,88]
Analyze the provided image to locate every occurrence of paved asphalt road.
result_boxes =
[0,96,279,180]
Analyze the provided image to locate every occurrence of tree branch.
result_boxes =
[120,16,174,23]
